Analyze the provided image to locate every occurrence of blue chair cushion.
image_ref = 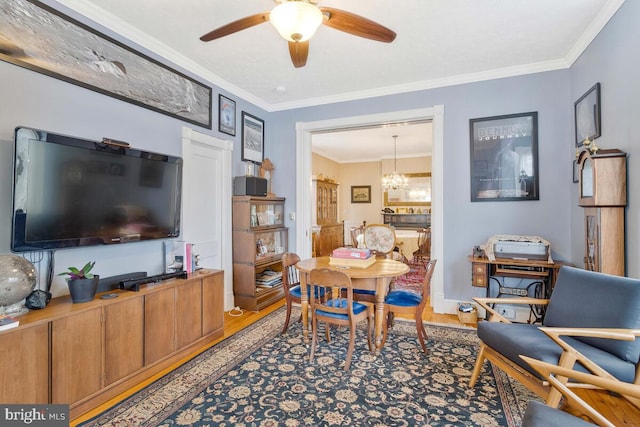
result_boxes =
[316,298,368,320]
[543,266,640,363]
[353,289,375,296]
[522,401,594,427]
[478,322,638,383]
[290,285,326,299]
[340,288,375,296]
[385,290,422,307]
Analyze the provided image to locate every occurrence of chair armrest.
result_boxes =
[521,355,640,399]
[537,327,640,382]
[473,297,550,323]
[539,327,640,341]
[522,355,640,426]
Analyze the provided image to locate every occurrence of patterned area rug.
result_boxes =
[80,307,538,427]
[392,258,428,294]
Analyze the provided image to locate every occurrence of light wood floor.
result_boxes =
[72,298,639,426]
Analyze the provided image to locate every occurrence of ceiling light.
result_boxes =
[382,135,409,191]
[269,1,324,42]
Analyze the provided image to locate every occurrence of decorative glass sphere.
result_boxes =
[0,254,37,315]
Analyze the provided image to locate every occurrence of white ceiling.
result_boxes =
[52,0,622,161]
[312,121,432,163]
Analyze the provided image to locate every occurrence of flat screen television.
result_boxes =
[11,126,182,252]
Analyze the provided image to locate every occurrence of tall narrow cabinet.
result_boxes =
[577,148,627,276]
[312,178,343,256]
[232,196,287,310]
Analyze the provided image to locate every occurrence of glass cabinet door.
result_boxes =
[255,228,288,263]
[250,201,284,228]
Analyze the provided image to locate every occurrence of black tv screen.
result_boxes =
[11,127,182,252]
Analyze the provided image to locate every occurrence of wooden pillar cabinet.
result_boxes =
[577,148,627,276]
[232,196,288,311]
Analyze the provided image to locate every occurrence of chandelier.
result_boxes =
[382,135,409,191]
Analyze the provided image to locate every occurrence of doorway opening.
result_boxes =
[295,106,446,313]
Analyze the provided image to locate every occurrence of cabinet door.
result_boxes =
[0,323,49,403]
[51,308,103,404]
[104,297,144,385]
[584,209,600,272]
[202,272,224,336]
[145,288,176,364]
[176,279,202,349]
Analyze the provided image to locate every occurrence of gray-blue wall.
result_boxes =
[0,0,637,303]
[0,1,268,296]
[271,71,573,301]
[569,0,640,276]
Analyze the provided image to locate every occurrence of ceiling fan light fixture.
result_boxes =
[269,1,323,42]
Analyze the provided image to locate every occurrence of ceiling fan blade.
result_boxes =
[320,7,396,43]
[288,41,309,68]
[200,12,270,41]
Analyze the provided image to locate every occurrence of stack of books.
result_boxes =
[256,269,283,288]
[329,247,376,268]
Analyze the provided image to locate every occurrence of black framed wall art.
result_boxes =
[574,82,601,147]
[218,94,236,136]
[241,112,264,164]
[469,112,539,202]
[0,0,212,129]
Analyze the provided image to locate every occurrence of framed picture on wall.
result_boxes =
[574,83,601,147]
[0,0,212,129]
[218,94,236,136]
[351,185,371,203]
[469,111,539,202]
[241,111,264,164]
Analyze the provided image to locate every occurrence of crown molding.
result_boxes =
[53,0,625,113]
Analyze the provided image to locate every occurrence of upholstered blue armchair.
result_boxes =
[469,266,640,409]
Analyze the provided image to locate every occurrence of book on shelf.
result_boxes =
[329,254,376,269]
[331,247,372,259]
[0,315,19,331]
[256,279,282,289]
[255,270,283,287]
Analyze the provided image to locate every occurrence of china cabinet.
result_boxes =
[312,178,343,256]
[232,196,287,310]
[577,148,626,276]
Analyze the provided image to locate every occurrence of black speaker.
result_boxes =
[234,176,267,196]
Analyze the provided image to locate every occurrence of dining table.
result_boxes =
[295,256,410,351]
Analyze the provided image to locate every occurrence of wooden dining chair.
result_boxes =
[412,227,431,262]
[309,267,373,370]
[281,252,328,334]
[363,223,397,258]
[350,224,366,248]
[381,259,437,353]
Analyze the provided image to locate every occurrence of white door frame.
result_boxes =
[295,106,446,313]
[182,127,234,310]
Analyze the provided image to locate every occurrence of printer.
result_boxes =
[494,240,548,260]
[482,235,551,262]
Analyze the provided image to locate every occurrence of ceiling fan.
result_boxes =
[199,0,396,68]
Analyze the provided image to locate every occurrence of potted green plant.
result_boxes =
[59,261,99,303]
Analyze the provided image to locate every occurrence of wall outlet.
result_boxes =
[289,212,296,221]
[500,308,515,319]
